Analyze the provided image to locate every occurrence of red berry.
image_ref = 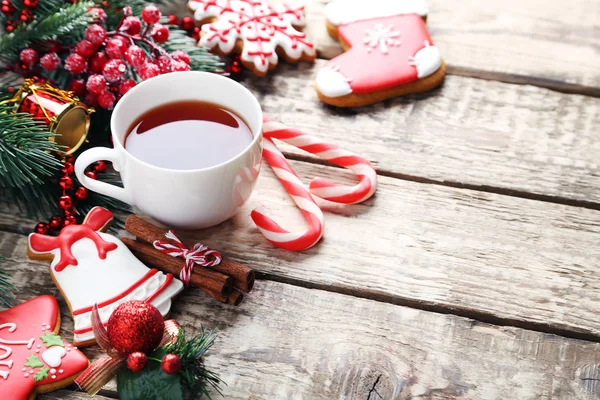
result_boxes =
[167,15,178,25]
[74,186,88,200]
[59,176,73,190]
[127,352,147,373]
[97,91,116,110]
[94,160,107,173]
[121,16,141,35]
[85,170,98,179]
[19,9,32,22]
[61,162,74,175]
[34,223,49,234]
[86,74,107,95]
[40,52,61,72]
[87,7,107,24]
[85,24,107,46]
[142,5,161,25]
[125,45,146,69]
[64,214,77,226]
[75,40,96,58]
[84,93,98,107]
[49,216,63,230]
[103,59,127,83]
[171,50,190,65]
[23,0,38,7]
[119,79,136,95]
[88,51,108,73]
[192,27,201,41]
[171,60,191,72]
[138,62,160,80]
[155,56,172,74]
[59,195,73,210]
[161,354,182,374]
[67,79,85,97]
[151,24,169,43]
[65,53,87,74]
[20,48,38,68]
[45,40,62,53]
[105,37,128,59]
[181,16,194,31]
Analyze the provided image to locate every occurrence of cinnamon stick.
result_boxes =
[125,215,255,292]
[121,238,232,297]
[227,289,244,306]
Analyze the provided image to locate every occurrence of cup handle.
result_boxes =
[74,147,135,206]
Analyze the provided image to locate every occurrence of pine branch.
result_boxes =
[162,25,225,73]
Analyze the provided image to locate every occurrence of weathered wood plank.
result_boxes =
[2,244,600,399]
[166,0,600,91]
[244,60,600,206]
[40,389,114,400]
[2,158,600,339]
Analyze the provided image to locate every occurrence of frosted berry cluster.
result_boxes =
[18,6,191,110]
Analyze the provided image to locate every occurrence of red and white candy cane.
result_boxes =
[262,118,377,204]
[251,118,377,251]
[251,137,325,251]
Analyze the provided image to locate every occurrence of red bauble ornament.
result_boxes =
[142,5,161,25]
[58,195,73,210]
[181,16,194,31]
[74,186,88,200]
[151,24,169,43]
[161,354,182,374]
[121,16,142,35]
[107,300,164,355]
[59,175,73,190]
[65,53,87,74]
[127,352,148,373]
[23,0,38,7]
[61,162,75,175]
[40,52,61,72]
[34,223,49,234]
[85,170,97,180]
[49,216,63,229]
[86,24,107,47]
[20,48,39,68]
[94,160,107,173]
[75,40,96,58]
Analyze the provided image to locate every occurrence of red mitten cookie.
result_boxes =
[188,0,316,76]
[27,207,184,347]
[315,0,446,107]
[0,295,88,400]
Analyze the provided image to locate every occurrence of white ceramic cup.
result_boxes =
[75,71,263,229]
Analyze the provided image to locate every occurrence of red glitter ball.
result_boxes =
[107,300,164,355]
[181,16,194,31]
[141,5,161,25]
[34,223,49,234]
[40,52,61,72]
[59,176,73,190]
[61,162,74,175]
[151,24,169,43]
[58,195,73,210]
[161,354,182,374]
[49,216,63,229]
[74,186,88,200]
[127,352,147,373]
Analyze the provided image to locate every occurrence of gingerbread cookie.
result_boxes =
[188,0,316,76]
[0,295,89,400]
[315,0,446,107]
[27,207,184,347]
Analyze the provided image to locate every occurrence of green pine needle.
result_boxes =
[161,326,223,399]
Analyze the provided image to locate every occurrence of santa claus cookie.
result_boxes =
[316,0,446,107]
[27,207,184,347]
[0,295,89,400]
[188,0,316,76]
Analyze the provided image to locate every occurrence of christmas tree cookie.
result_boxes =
[27,207,184,347]
[0,295,89,399]
[315,0,446,107]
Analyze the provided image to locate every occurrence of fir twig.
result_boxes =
[161,326,223,399]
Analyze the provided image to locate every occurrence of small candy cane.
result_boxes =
[262,118,377,204]
[251,137,325,251]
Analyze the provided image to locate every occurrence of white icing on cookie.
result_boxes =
[325,0,429,26]
[408,42,442,78]
[41,347,66,368]
[316,66,353,98]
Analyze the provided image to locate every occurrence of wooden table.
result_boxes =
[3,0,600,398]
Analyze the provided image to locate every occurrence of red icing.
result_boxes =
[0,296,88,399]
[329,14,433,93]
[28,207,117,272]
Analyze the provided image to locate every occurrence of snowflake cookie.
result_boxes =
[0,296,89,400]
[188,0,316,76]
[315,0,446,107]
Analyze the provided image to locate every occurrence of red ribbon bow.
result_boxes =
[153,230,222,285]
